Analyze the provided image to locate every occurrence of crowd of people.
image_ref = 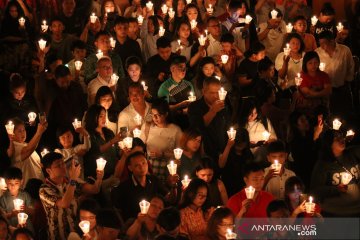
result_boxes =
[0,0,360,239]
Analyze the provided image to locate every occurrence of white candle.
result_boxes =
[146,1,153,11]
[336,22,344,32]
[38,39,47,51]
[137,15,144,25]
[0,178,6,190]
[168,8,175,19]
[110,37,116,48]
[270,9,278,19]
[221,54,229,64]
[90,13,97,24]
[271,160,282,174]
[139,200,150,214]
[159,26,165,37]
[286,23,293,33]
[245,15,253,24]
[72,118,82,129]
[190,19,197,29]
[96,158,107,171]
[41,20,48,32]
[198,34,207,46]
[27,112,36,122]
[123,137,133,149]
[18,17,25,26]
[283,43,290,56]
[186,0,192,4]
[173,148,183,160]
[305,196,315,214]
[133,128,141,138]
[332,118,342,130]
[109,73,119,87]
[74,60,83,71]
[167,160,177,175]
[319,62,326,71]
[96,50,103,59]
[245,186,255,199]
[311,15,318,26]
[13,199,24,211]
[181,175,191,188]
[262,130,271,141]
[41,148,49,157]
[218,87,227,101]
[177,39,183,50]
[346,130,355,137]
[161,4,168,14]
[188,91,196,102]
[141,81,148,91]
[17,213,28,225]
[340,172,352,185]
[134,114,142,126]
[5,121,14,135]
[206,4,213,15]
[204,29,208,36]
[238,18,245,24]
[227,127,236,140]
[118,141,125,149]
[295,73,302,87]
[79,220,90,234]
[225,228,237,239]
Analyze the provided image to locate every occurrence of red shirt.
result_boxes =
[299,71,331,91]
[227,190,274,218]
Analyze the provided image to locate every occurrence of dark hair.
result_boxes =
[157,207,181,231]
[284,176,305,210]
[95,86,115,105]
[50,16,64,25]
[128,82,145,94]
[179,178,209,210]
[4,0,25,19]
[78,198,100,216]
[56,125,73,141]
[11,227,34,240]
[266,200,289,217]
[267,8,283,19]
[244,42,265,58]
[195,157,216,173]
[114,16,128,26]
[4,167,22,180]
[148,15,160,36]
[55,65,71,78]
[9,73,27,91]
[171,55,187,66]
[319,129,345,162]
[125,56,142,70]
[180,128,202,152]
[71,40,87,51]
[293,15,307,24]
[184,3,203,25]
[96,209,122,229]
[258,57,274,73]
[267,140,287,154]
[203,77,221,90]
[127,17,138,24]
[220,33,235,43]
[151,98,171,123]
[320,2,335,16]
[156,36,171,49]
[286,32,305,53]
[24,178,43,200]
[132,137,147,154]
[236,100,265,128]
[194,57,216,90]
[317,30,335,41]
[85,104,106,133]
[242,162,264,178]
[95,30,111,41]
[173,20,194,45]
[207,207,234,240]
[45,53,62,69]
[41,152,63,177]
[206,16,219,26]
[302,51,320,73]
[126,151,147,166]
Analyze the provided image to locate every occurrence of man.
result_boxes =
[188,77,231,162]
[111,151,178,221]
[39,152,103,240]
[58,0,86,36]
[206,17,222,57]
[315,30,355,117]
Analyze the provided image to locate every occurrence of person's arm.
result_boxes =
[286,2,301,20]
[300,83,332,98]
[56,161,81,208]
[203,101,225,126]
[218,180,229,205]
[7,135,14,158]
[257,23,272,41]
[345,48,355,82]
[278,55,290,79]
[81,170,104,195]
[126,215,146,240]
[99,132,122,153]
[218,138,235,168]
[169,101,191,111]
[20,122,47,161]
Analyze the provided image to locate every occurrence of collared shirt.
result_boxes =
[258,21,287,62]
[315,43,354,87]
[157,78,194,104]
[275,52,305,87]
[264,167,296,199]
[206,34,222,57]
[117,101,152,133]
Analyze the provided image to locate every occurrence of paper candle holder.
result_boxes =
[96,158,107,171]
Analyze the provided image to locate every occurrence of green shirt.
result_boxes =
[157,77,194,104]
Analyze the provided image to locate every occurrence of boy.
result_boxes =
[0,167,34,232]
[220,33,243,80]
[67,40,87,93]
[128,17,143,52]
[263,140,296,199]
[293,15,317,52]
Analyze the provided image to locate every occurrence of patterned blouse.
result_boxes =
[179,207,210,240]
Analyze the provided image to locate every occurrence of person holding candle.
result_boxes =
[66,40,88,92]
[204,17,222,58]
[167,0,186,33]
[227,163,274,218]
[171,20,195,62]
[311,3,336,45]
[183,3,203,37]
[292,15,317,52]
[206,206,235,240]
[140,14,162,62]
[124,0,143,18]
[58,0,87,37]
[310,129,360,217]
[283,0,311,22]
[0,167,34,233]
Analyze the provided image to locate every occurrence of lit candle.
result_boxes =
[271,160,282,174]
[18,17,25,27]
[41,20,48,32]
[72,118,82,129]
[173,148,183,160]
[146,1,153,11]
[332,118,342,130]
[134,114,142,126]
[177,39,183,50]
[204,29,208,36]
[133,128,141,138]
[270,9,278,19]
[198,34,207,46]
[5,121,15,135]
[218,87,227,101]
[38,39,47,51]
[90,12,97,24]
[181,175,191,188]
[168,8,175,19]
[0,178,6,191]
[295,73,302,87]
[262,130,271,141]
[283,43,290,56]
[190,19,197,30]
[161,4,168,14]
[139,200,150,214]
[13,199,24,211]
[167,160,177,175]
[17,213,28,225]
[245,186,255,199]
[188,91,196,102]
[305,196,315,214]
[79,220,90,234]
[159,26,165,37]
[319,62,326,71]
[340,172,352,185]
[137,15,144,25]
[123,137,133,149]
[74,60,83,71]
[245,15,253,24]
[41,148,49,157]
[186,0,192,4]
[225,228,237,240]
[206,4,213,15]
[141,81,148,91]
[96,50,103,59]
[336,22,344,32]
[346,129,355,137]
[110,37,116,48]
[311,16,318,26]
[26,112,36,123]
[221,54,229,64]
[118,141,125,149]
[215,76,221,80]
[96,158,107,171]
[227,127,236,140]
[238,18,245,24]
[286,23,293,33]
[109,73,119,87]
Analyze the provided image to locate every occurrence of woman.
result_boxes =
[171,20,194,62]
[195,157,228,206]
[178,128,202,178]
[140,99,182,182]
[179,178,212,240]
[168,0,186,33]
[310,129,360,217]
[206,207,235,240]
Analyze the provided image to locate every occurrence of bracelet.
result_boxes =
[69,179,77,186]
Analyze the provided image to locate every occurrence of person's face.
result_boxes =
[319,13,334,24]
[79,210,97,231]
[158,47,172,61]
[202,63,215,77]
[305,57,319,73]
[196,168,214,183]
[5,179,22,196]
[217,216,234,239]
[267,152,287,165]
[177,0,186,13]
[288,185,302,203]
[114,23,128,38]
[73,48,86,61]
[207,20,221,38]
[254,50,266,61]
[99,94,113,110]
[332,135,346,153]
[178,23,191,39]
[0,221,8,240]
[47,158,67,179]
[247,108,257,122]
[171,63,186,80]
[129,87,145,104]
[186,7,198,21]
[97,60,113,79]
[296,114,309,132]
[62,0,76,17]
[192,186,207,208]
[13,124,26,143]
[148,19,155,33]
[12,86,26,101]
[221,42,232,53]
[59,130,74,149]
[151,109,167,126]
[56,75,71,89]
[9,6,18,18]
[49,60,63,73]
[95,35,111,52]
[186,136,202,153]
[50,21,65,35]
[289,37,301,53]
[128,22,139,36]
[266,65,275,78]
[270,208,290,218]
[98,109,107,128]
[98,227,120,240]
[147,198,164,219]
[128,155,148,177]
[244,170,265,192]
[104,1,115,13]
[319,38,334,54]
[12,233,32,240]
[294,20,307,33]
[203,83,220,105]
[127,64,141,81]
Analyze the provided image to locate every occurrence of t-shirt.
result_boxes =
[258,21,287,61]
[264,167,296,199]
[158,78,194,104]
[299,71,330,90]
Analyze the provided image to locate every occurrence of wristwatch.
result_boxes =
[69,179,77,186]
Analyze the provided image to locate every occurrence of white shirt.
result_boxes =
[264,167,296,199]
[87,75,111,105]
[140,19,160,62]
[206,34,222,57]
[171,40,192,61]
[246,119,277,145]
[275,52,304,87]
[315,43,354,87]
[259,21,287,62]
[117,102,152,134]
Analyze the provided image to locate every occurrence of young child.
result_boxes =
[54,126,90,179]
[66,40,87,93]
[263,140,296,199]
[219,33,243,80]
[0,167,34,232]
[293,15,317,52]
[7,117,46,186]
